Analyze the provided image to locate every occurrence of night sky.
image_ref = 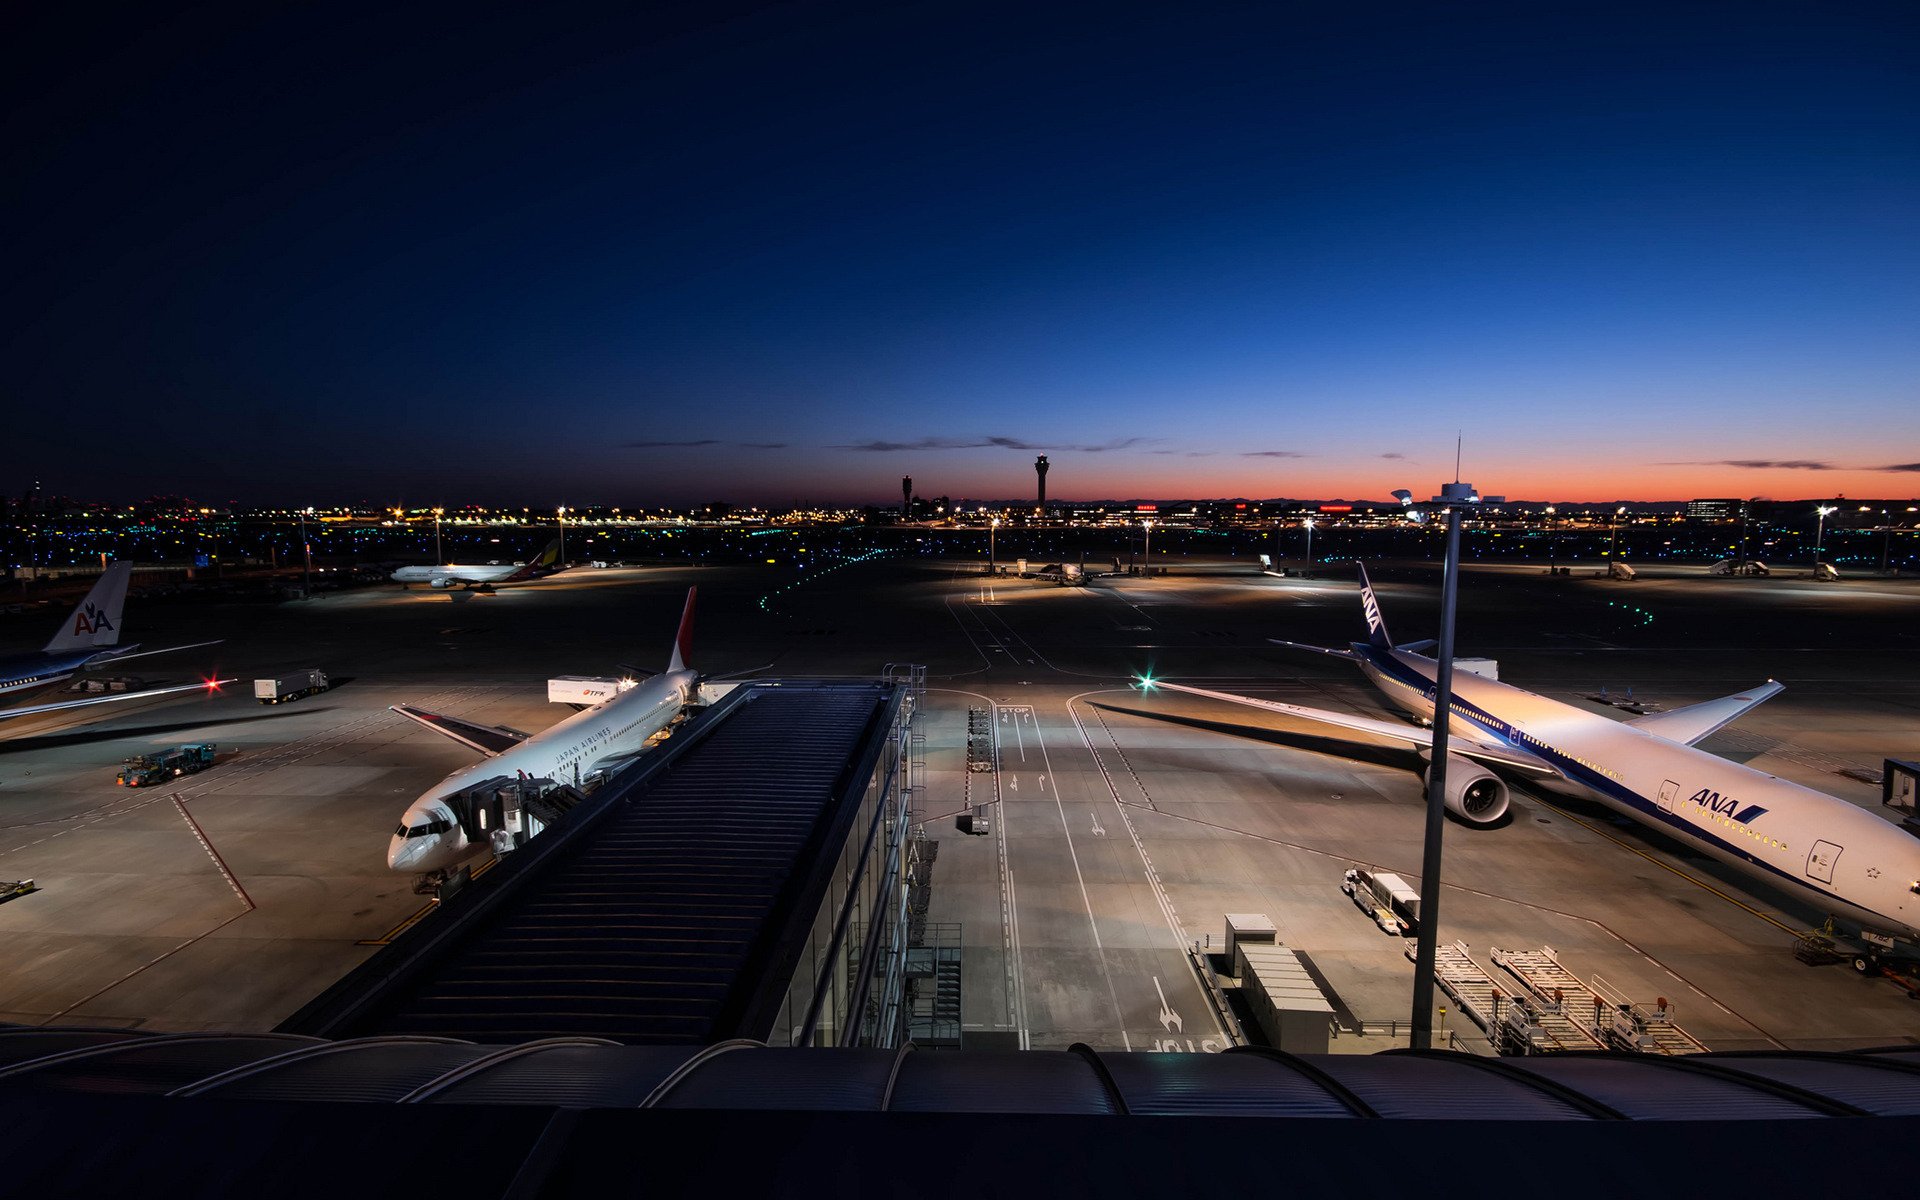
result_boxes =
[5,1,1917,506]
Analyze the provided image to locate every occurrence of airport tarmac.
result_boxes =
[0,555,1917,1051]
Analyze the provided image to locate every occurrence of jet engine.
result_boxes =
[429,577,459,590]
[1420,754,1510,827]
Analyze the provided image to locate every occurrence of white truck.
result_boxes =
[1342,867,1420,936]
[255,669,330,704]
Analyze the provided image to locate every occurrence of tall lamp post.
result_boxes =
[1141,518,1154,573]
[1608,505,1626,562]
[1302,517,1315,576]
[1814,505,1836,567]
[557,506,567,565]
[989,517,1000,576]
[298,507,314,598]
[432,507,444,565]
[1408,480,1478,1050]
[1545,506,1556,572]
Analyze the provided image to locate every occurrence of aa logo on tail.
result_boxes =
[73,603,114,637]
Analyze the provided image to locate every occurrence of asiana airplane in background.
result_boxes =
[0,562,228,727]
[390,538,566,590]
[1140,565,1920,971]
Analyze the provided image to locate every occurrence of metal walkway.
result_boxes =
[283,680,901,1045]
[1414,941,1599,1054]
[1494,946,1706,1055]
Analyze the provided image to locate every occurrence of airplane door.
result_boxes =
[1657,780,1680,813]
[1806,840,1842,885]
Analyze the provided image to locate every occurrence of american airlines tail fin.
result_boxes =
[1356,563,1394,650]
[667,587,697,674]
[44,563,133,652]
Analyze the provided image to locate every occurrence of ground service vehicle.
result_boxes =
[1343,867,1420,936]
[116,743,217,787]
[256,669,330,704]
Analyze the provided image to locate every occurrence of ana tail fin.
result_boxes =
[667,587,697,674]
[44,563,132,652]
[1356,563,1393,650]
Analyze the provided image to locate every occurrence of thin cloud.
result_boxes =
[1877,462,1920,472]
[1659,459,1837,470]
[1379,452,1406,460]
[1242,450,1308,458]
[624,438,786,449]
[837,435,1149,453]
[1150,449,1216,457]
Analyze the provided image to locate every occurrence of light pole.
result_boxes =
[1407,479,1478,1050]
[432,507,444,565]
[557,506,567,565]
[1814,505,1835,567]
[1608,505,1625,562]
[1141,518,1154,573]
[1545,506,1556,572]
[989,517,1000,576]
[1302,517,1315,576]
[298,507,314,597]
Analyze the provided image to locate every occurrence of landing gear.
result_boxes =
[411,865,471,901]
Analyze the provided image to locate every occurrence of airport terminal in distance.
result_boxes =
[2,507,1920,1193]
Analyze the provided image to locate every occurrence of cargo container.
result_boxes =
[255,669,330,704]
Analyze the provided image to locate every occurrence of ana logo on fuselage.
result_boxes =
[72,603,113,636]
[1689,787,1768,825]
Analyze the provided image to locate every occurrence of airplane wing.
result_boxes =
[1627,681,1784,746]
[1144,680,1560,777]
[91,639,226,665]
[0,679,236,723]
[390,704,529,757]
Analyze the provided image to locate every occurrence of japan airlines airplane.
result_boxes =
[390,538,565,589]
[0,563,228,725]
[1142,566,1920,959]
[386,587,700,876]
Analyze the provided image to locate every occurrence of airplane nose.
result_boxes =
[386,836,411,871]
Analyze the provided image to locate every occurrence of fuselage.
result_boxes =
[387,668,696,873]
[390,562,525,586]
[1353,644,1920,940]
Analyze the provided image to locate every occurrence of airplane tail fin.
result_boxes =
[506,538,563,580]
[667,587,697,674]
[1356,563,1393,650]
[44,562,132,652]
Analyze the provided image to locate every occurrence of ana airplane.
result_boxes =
[386,587,700,879]
[0,563,229,725]
[1141,565,1920,966]
[390,538,565,590]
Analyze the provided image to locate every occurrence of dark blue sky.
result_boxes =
[5,1,1917,505]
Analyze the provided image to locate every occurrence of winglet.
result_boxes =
[1356,563,1393,650]
[44,562,133,652]
[668,587,697,674]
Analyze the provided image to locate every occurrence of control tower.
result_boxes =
[1035,456,1049,511]
[901,476,912,519]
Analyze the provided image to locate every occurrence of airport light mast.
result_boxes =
[1815,505,1836,567]
[299,507,314,598]
[1404,478,1479,1050]
[1141,517,1153,572]
[989,516,1000,576]
[557,506,567,565]
[1302,517,1315,577]
[432,507,444,566]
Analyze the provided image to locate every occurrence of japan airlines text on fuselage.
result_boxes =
[1353,642,1920,941]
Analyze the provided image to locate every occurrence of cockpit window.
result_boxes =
[396,817,453,839]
